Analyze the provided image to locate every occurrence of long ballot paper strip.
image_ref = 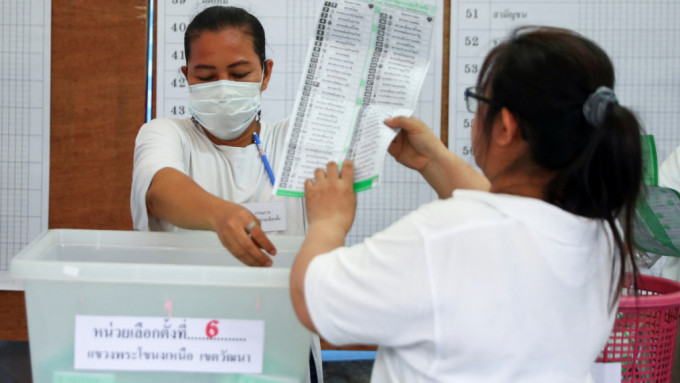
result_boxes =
[274,0,436,196]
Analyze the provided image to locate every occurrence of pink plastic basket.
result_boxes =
[597,274,680,382]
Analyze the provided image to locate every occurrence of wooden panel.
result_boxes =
[49,0,148,230]
[0,291,28,341]
[441,0,450,146]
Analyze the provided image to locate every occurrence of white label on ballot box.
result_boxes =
[74,315,265,373]
[242,201,287,232]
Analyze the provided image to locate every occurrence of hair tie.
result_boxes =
[583,86,618,128]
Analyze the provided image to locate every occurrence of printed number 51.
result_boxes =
[206,320,219,339]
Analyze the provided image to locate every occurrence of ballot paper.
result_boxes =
[274,0,436,196]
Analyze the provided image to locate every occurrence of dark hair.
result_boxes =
[476,26,642,306]
[184,6,267,67]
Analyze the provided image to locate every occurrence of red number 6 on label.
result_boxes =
[206,320,219,339]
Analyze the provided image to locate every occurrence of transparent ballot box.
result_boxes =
[11,229,311,383]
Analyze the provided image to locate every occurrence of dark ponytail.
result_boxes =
[546,104,642,306]
[477,26,643,306]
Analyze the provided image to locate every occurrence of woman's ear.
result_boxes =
[495,108,522,146]
[261,60,274,91]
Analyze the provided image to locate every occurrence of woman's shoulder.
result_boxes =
[444,189,603,242]
[415,190,505,225]
[259,117,291,150]
[136,117,201,143]
[260,117,291,135]
[140,117,196,133]
[415,190,585,231]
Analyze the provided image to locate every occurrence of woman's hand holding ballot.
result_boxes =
[304,160,357,236]
[386,116,445,173]
[385,116,490,198]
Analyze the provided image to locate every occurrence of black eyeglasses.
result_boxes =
[464,87,500,113]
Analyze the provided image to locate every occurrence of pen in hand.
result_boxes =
[253,132,276,186]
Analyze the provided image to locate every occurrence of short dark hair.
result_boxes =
[476,26,643,305]
[184,6,267,67]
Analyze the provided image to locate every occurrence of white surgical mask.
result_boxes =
[188,76,263,141]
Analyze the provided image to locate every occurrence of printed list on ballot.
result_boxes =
[274,0,436,196]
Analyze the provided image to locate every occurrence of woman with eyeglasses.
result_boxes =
[290,26,643,382]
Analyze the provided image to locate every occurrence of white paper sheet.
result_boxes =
[449,0,680,167]
[0,0,51,290]
[74,315,265,373]
[274,0,437,196]
[156,0,443,246]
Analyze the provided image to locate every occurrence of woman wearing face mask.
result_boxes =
[131,6,304,268]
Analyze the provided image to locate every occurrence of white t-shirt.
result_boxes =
[305,190,618,383]
[130,117,305,235]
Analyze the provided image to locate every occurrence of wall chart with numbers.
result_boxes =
[0,0,51,289]
[449,0,680,168]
